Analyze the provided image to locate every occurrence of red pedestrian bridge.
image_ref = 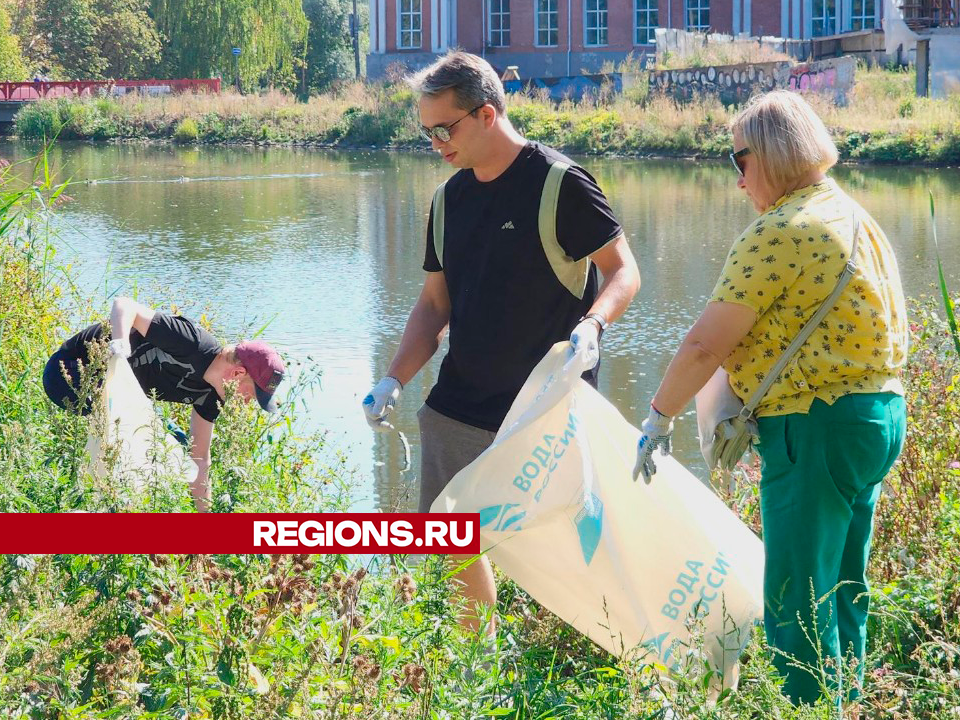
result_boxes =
[0,79,221,124]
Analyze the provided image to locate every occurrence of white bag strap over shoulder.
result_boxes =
[539,160,591,300]
[431,180,447,267]
[739,213,861,420]
[430,161,590,299]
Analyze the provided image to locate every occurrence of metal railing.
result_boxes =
[0,79,221,102]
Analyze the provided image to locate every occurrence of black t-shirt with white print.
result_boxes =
[423,141,623,432]
[57,312,223,422]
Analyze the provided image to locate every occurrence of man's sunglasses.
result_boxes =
[419,105,484,143]
[730,147,751,176]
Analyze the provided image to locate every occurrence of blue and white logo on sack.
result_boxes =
[477,503,526,532]
[574,493,603,565]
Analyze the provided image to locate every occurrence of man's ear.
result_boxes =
[481,104,497,128]
[225,364,247,381]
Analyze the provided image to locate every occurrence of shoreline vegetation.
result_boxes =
[1,145,959,717]
[10,65,960,166]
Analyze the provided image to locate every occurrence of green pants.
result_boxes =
[756,392,906,706]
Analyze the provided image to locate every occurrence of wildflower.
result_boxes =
[104,636,132,654]
[948,460,960,470]
[400,663,426,693]
[395,573,417,603]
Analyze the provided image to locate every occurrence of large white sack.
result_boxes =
[432,343,764,682]
[84,355,197,486]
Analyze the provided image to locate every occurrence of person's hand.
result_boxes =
[633,406,674,483]
[362,377,403,432]
[569,318,601,371]
[107,338,131,359]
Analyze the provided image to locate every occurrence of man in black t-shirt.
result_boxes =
[43,297,284,511]
[361,52,640,636]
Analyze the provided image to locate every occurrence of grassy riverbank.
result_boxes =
[1,152,959,718]
[11,65,960,166]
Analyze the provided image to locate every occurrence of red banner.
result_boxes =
[0,514,480,554]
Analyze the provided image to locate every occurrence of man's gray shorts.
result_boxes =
[417,403,496,513]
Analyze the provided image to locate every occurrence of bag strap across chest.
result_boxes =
[430,159,591,300]
[739,213,862,420]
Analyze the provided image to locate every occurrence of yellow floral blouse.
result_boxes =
[709,178,908,418]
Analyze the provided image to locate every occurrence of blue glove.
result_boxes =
[634,406,674,483]
[362,376,402,432]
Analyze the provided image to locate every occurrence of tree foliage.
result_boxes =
[11,0,161,80]
[93,0,163,78]
[301,0,353,94]
[4,0,360,88]
[151,0,308,90]
[0,2,28,81]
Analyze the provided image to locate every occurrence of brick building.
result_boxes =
[366,0,885,77]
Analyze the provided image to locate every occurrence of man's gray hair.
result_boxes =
[406,51,506,115]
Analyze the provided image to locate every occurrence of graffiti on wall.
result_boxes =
[650,62,784,106]
[649,56,856,106]
[788,65,838,92]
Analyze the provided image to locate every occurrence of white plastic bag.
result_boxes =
[84,355,197,487]
[433,343,764,683]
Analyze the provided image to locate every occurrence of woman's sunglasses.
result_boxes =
[730,147,751,176]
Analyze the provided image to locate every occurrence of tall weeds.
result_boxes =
[1,148,959,718]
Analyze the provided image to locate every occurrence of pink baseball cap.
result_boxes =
[235,341,284,412]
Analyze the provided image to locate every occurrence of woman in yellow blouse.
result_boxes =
[635,90,908,706]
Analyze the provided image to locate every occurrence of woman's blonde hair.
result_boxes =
[731,90,838,189]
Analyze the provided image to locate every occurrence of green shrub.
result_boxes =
[173,117,200,144]
[12,101,61,140]
[566,110,624,153]
[858,131,931,163]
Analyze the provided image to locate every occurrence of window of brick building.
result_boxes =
[634,0,658,44]
[489,0,510,47]
[685,0,709,31]
[536,0,559,46]
[851,0,876,29]
[398,0,422,49]
[585,0,608,46]
[812,0,837,36]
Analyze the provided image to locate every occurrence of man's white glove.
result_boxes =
[107,338,132,359]
[633,406,674,483]
[362,376,403,432]
[569,318,601,371]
